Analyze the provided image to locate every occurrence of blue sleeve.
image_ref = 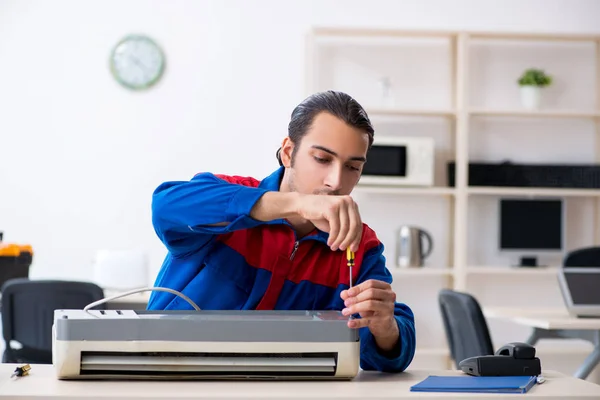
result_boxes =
[356,243,416,373]
[151,173,270,258]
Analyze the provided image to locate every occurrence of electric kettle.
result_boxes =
[395,226,433,267]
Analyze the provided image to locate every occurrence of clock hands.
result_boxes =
[128,54,150,76]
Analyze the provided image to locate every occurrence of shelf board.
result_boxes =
[354,185,455,196]
[467,187,600,197]
[390,268,453,277]
[312,28,600,42]
[367,108,456,118]
[469,109,600,119]
[467,266,559,275]
[468,31,600,42]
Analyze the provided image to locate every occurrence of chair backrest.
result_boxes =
[438,288,494,368]
[564,247,600,267]
[1,278,105,363]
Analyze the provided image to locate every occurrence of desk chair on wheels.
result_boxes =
[438,288,495,368]
[1,278,105,364]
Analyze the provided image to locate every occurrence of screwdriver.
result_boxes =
[10,364,31,378]
[346,247,355,288]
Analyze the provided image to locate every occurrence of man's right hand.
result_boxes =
[250,191,363,252]
[294,194,363,252]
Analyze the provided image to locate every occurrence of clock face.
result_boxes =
[110,34,165,90]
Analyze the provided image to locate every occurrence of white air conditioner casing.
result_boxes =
[52,309,360,381]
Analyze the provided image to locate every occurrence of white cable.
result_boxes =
[83,286,201,312]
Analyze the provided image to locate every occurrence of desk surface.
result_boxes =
[484,307,600,330]
[0,365,599,399]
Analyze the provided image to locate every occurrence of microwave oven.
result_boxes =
[359,136,435,186]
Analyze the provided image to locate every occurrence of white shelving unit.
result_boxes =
[469,109,600,119]
[391,269,453,277]
[466,266,560,276]
[352,185,455,196]
[368,109,457,118]
[467,187,600,197]
[305,27,600,374]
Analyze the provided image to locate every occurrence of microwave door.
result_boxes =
[363,145,407,177]
[362,145,408,177]
[358,136,434,187]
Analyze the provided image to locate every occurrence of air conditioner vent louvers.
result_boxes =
[80,351,338,377]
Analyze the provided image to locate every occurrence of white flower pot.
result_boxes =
[520,86,542,110]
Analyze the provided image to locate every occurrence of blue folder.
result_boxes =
[410,375,537,394]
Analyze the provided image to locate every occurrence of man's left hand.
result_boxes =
[340,279,400,352]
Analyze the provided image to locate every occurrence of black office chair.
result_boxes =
[563,246,600,267]
[438,288,495,369]
[1,278,106,364]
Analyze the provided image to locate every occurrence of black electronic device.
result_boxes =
[362,145,407,176]
[459,342,542,377]
[447,162,600,188]
[499,198,563,267]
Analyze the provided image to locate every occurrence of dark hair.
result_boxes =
[276,90,374,166]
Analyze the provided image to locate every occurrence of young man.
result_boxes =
[148,90,416,373]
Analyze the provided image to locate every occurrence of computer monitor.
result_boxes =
[499,198,564,267]
[557,267,600,318]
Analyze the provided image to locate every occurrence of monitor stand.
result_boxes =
[516,256,541,268]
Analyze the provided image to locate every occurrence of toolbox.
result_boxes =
[0,231,32,289]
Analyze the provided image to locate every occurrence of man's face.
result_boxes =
[280,112,369,196]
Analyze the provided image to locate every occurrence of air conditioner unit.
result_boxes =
[52,309,360,380]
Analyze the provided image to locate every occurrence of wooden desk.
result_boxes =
[0,364,599,399]
[484,307,600,380]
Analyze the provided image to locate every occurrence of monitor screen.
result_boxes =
[499,199,563,251]
[564,271,600,305]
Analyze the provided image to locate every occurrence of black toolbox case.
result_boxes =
[0,232,32,289]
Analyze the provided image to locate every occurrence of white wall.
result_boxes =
[1,0,599,281]
[2,0,600,377]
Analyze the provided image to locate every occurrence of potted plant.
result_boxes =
[517,68,552,109]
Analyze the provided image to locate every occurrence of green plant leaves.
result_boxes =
[518,68,552,87]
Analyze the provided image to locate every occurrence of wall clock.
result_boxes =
[110,34,165,90]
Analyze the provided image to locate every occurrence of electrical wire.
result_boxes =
[83,286,201,312]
